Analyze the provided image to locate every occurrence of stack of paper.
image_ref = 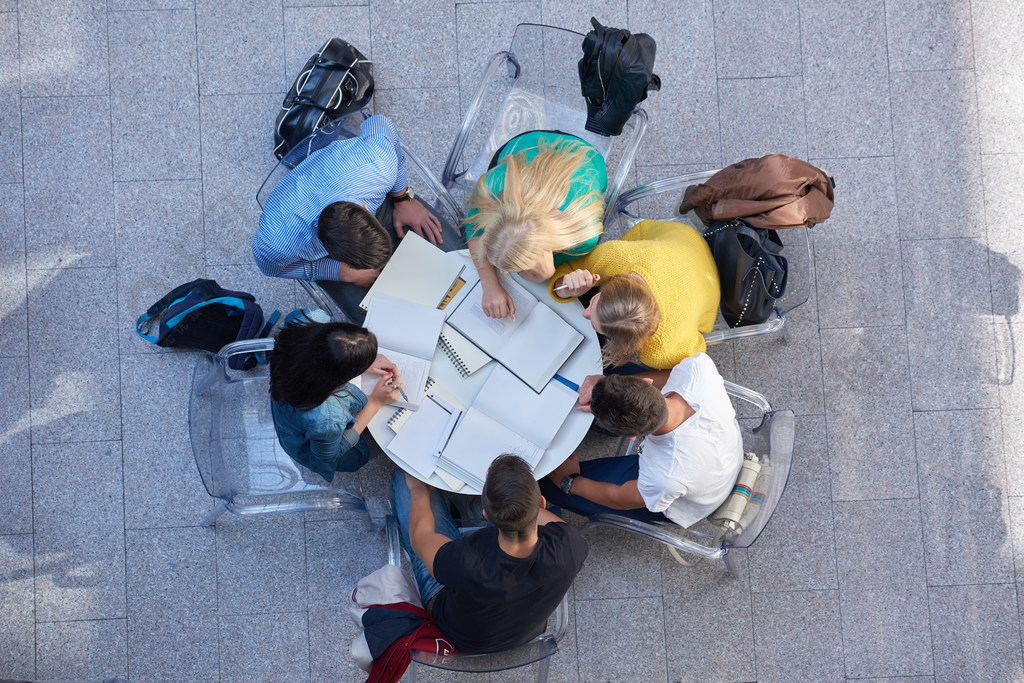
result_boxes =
[436,365,578,489]
[358,232,465,312]
[446,275,584,392]
[361,294,445,410]
[386,393,461,480]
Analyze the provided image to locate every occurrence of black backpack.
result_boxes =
[136,279,280,370]
[274,38,374,159]
[578,17,661,136]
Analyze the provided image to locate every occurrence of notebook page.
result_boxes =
[446,276,538,354]
[387,394,460,480]
[359,348,430,410]
[494,305,584,392]
[364,294,446,360]
[359,232,465,311]
[473,365,579,449]
[440,407,544,481]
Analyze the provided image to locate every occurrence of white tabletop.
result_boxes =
[368,250,602,494]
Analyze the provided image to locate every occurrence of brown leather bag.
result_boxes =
[680,154,835,230]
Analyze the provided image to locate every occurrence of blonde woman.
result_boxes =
[549,219,720,369]
[465,131,607,319]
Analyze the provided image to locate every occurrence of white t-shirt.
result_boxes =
[636,353,744,528]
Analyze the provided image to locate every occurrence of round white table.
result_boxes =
[368,251,602,494]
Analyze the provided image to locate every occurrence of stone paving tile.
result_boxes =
[31,441,126,622]
[576,597,667,681]
[833,498,926,590]
[22,97,115,270]
[36,618,128,681]
[815,236,905,329]
[304,519,387,609]
[18,0,109,97]
[801,0,887,73]
[714,0,801,78]
[216,514,307,615]
[840,586,934,678]
[891,70,984,240]
[197,0,284,96]
[28,267,121,444]
[0,14,21,185]
[977,70,1024,155]
[375,86,463,176]
[804,69,893,159]
[972,0,1024,74]
[283,5,372,79]
[0,358,32,534]
[821,326,918,501]
[1001,322,1024,492]
[572,523,663,599]
[456,1,541,106]
[719,76,807,162]
[218,612,310,682]
[309,607,369,683]
[0,534,35,681]
[929,584,1024,681]
[914,409,1014,586]
[127,615,219,683]
[809,155,896,243]
[0,185,26,359]
[629,0,719,167]
[543,0,626,31]
[886,0,974,72]
[983,153,1024,326]
[752,589,844,681]
[109,0,192,9]
[370,0,457,89]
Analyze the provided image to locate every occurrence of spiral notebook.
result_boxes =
[387,378,437,432]
[438,324,492,379]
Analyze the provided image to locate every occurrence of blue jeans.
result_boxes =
[539,454,670,524]
[389,469,463,606]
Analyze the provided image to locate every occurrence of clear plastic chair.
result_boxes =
[440,22,650,226]
[610,171,812,345]
[383,515,570,681]
[585,380,795,578]
[188,338,367,525]
[254,108,464,322]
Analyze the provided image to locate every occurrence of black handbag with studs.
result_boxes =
[704,219,788,327]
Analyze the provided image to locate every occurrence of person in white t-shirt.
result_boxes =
[541,353,744,527]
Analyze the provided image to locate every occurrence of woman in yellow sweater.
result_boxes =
[548,219,720,369]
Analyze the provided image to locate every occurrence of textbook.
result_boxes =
[437,365,578,490]
[438,323,492,379]
[445,275,584,392]
[361,294,445,410]
[358,232,465,312]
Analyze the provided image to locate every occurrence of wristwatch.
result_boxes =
[559,473,579,495]
[391,187,415,202]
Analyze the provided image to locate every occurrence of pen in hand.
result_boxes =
[386,374,409,402]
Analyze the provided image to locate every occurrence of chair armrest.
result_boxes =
[613,168,721,211]
[297,281,347,322]
[602,108,649,225]
[723,380,772,415]
[217,338,276,359]
[585,513,726,560]
[703,312,786,346]
[410,635,558,672]
[441,51,518,187]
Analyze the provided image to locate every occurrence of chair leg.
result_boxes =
[200,500,229,527]
[667,545,703,567]
[536,655,551,683]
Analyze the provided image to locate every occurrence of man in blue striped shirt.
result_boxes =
[253,114,464,321]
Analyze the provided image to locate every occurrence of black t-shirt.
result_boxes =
[429,521,588,654]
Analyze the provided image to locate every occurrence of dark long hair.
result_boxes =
[269,319,378,410]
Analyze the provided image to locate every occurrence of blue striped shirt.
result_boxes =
[252,115,408,281]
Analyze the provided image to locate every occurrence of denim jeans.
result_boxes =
[389,469,463,607]
[317,197,467,324]
[539,454,670,524]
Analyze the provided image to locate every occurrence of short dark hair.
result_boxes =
[317,201,392,270]
[589,375,667,437]
[269,318,378,410]
[482,455,541,541]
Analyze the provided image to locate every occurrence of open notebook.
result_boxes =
[358,232,465,312]
[436,365,578,490]
[445,275,584,392]
[361,294,445,410]
[438,323,492,379]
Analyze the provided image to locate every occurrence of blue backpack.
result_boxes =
[136,279,280,370]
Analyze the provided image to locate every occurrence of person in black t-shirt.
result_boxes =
[389,455,589,654]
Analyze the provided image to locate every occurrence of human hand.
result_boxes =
[556,269,600,297]
[480,279,516,319]
[370,373,403,406]
[575,374,603,412]
[367,354,398,376]
[338,262,382,287]
[547,453,581,484]
[393,198,443,246]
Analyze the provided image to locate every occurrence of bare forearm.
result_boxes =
[636,369,672,390]
[570,476,645,510]
[408,488,437,556]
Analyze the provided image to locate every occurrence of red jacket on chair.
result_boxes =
[679,154,835,230]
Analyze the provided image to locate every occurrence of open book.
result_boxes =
[436,365,579,490]
[358,232,465,312]
[438,323,492,379]
[361,294,445,410]
[445,275,584,392]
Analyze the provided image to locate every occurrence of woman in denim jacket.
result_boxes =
[270,315,402,480]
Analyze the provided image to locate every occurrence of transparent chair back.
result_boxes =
[610,171,812,344]
[586,381,795,577]
[188,338,366,525]
[441,22,649,225]
[253,108,464,322]
[384,516,569,682]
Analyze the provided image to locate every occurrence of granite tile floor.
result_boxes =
[1,0,1023,680]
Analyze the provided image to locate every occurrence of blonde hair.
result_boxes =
[596,274,661,367]
[467,140,604,272]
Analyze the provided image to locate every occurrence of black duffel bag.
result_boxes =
[274,38,374,159]
[703,219,788,327]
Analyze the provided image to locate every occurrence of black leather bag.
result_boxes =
[274,38,374,159]
[704,219,788,327]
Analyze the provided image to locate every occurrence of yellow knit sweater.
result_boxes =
[548,219,720,369]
